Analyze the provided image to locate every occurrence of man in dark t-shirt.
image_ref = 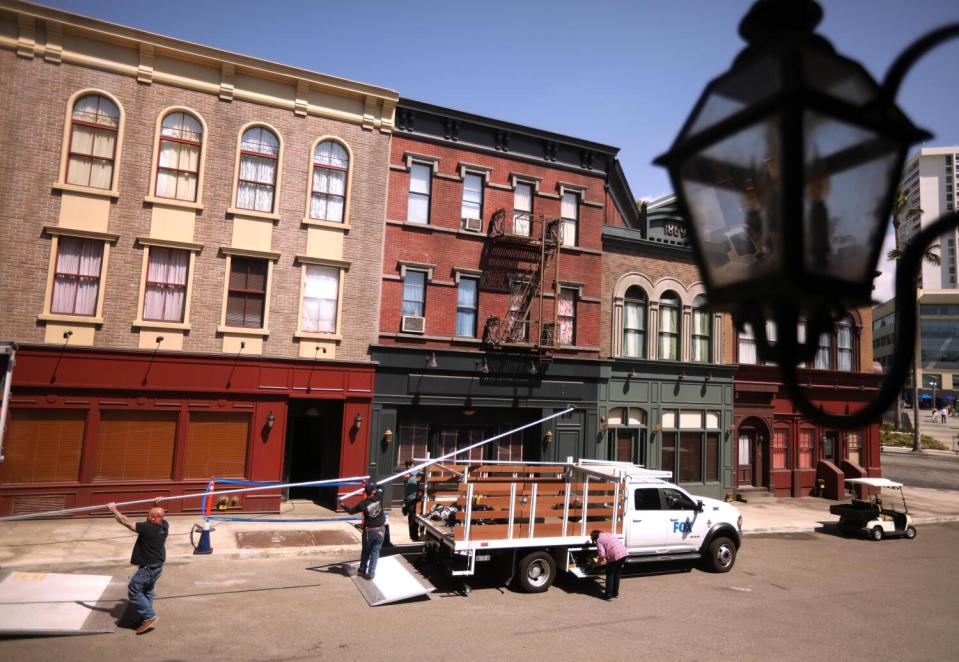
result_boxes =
[340,482,386,580]
[108,500,168,634]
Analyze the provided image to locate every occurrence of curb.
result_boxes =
[881,446,959,457]
[742,514,959,536]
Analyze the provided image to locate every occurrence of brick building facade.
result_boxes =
[0,1,396,515]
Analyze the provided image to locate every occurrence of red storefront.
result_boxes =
[0,346,373,516]
[734,364,882,498]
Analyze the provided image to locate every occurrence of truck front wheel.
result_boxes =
[705,537,736,573]
[515,551,556,593]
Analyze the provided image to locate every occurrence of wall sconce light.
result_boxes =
[426,352,438,369]
[479,357,490,374]
[156,336,165,344]
[544,430,553,445]
[600,415,608,432]
[62,330,73,340]
[726,424,735,434]
[266,411,275,429]
[705,371,712,382]
[678,371,686,381]
[353,413,363,431]
[383,428,393,445]
[652,424,662,434]
[627,367,637,379]
[527,360,538,375]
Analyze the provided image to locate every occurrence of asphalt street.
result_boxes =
[2,523,959,661]
[881,450,959,490]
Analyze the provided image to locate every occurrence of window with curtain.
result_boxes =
[401,270,426,317]
[461,173,483,221]
[837,319,853,371]
[560,191,578,246]
[0,409,85,484]
[66,94,119,189]
[156,111,202,201]
[456,277,478,337]
[846,431,861,465]
[496,429,523,461]
[407,163,431,223]
[623,286,646,358]
[310,141,348,222]
[815,331,833,369]
[513,182,532,236]
[226,258,267,328]
[51,237,103,317]
[798,429,813,468]
[772,429,788,469]
[236,126,279,213]
[659,292,680,360]
[301,265,339,333]
[397,423,429,464]
[738,323,757,364]
[691,295,711,362]
[143,247,189,322]
[558,288,576,345]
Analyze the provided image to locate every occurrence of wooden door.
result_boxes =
[737,431,753,486]
[616,429,636,463]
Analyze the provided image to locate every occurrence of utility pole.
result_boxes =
[912,292,922,453]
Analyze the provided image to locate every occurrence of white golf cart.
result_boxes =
[829,478,917,541]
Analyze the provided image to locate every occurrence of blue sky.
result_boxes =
[38,0,959,299]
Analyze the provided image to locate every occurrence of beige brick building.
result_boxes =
[0,1,397,515]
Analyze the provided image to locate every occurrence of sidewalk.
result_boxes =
[3,489,959,572]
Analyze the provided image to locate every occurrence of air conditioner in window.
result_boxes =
[401,315,425,334]
[462,217,483,233]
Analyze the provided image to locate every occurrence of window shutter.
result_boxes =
[1,410,85,483]
[94,411,177,481]
[183,412,250,479]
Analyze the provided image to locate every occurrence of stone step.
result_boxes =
[735,487,775,503]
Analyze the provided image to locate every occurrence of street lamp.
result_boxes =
[655,0,959,428]
[930,379,939,414]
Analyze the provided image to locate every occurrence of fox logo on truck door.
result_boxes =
[672,521,692,533]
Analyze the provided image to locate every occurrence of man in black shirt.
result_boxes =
[341,482,386,580]
[108,500,168,634]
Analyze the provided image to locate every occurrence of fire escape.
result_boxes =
[481,208,562,357]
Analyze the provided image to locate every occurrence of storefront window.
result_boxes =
[1,409,85,483]
[846,431,861,465]
[95,411,176,481]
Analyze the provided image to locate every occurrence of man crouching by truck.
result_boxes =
[591,529,628,600]
[341,482,386,580]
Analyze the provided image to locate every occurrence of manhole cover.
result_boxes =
[235,530,358,549]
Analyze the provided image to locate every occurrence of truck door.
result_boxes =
[626,486,669,552]
[662,487,704,551]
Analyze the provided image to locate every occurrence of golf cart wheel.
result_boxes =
[871,526,884,541]
[905,526,917,539]
[515,551,556,593]
[705,536,737,573]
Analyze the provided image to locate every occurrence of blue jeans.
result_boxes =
[359,527,385,577]
[128,564,163,621]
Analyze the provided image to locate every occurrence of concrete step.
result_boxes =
[735,487,775,503]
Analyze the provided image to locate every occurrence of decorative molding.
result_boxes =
[218,246,281,261]
[43,20,62,63]
[294,80,309,117]
[43,225,119,243]
[51,182,120,200]
[137,43,154,84]
[135,236,204,252]
[219,62,235,102]
[37,312,103,325]
[132,320,192,331]
[294,255,351,270]
[144,195,203,212]
[16,14,35,58]
[217,325,270,337]
[362,97,378,131]
[225,207,281,223]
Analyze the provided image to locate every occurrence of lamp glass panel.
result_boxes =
[801,46,878,106]
[678,114,783,288]
[685,55,781,138]
[802,111,900,284]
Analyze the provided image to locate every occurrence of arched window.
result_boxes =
[156,111,202,202]
[836,317,854,371]
[310,140,349,222]
[659,291,681,360]
[236,126,279,213]
[623,286,646,358]
[691,294,711,362]
[66,94,120,189]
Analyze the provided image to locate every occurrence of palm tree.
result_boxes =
[885,189,937,450]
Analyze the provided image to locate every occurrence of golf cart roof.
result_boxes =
[845,478,903,488]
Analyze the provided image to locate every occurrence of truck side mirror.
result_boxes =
[697,500,705,513]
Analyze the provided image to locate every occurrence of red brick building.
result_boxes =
[370,100,633,484]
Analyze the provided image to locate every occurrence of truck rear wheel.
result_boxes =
[705,537,736,573]
[515,551,556,593]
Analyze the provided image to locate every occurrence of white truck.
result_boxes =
[415,459,743,594]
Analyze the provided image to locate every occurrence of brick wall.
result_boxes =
[0,50,390,361]
[380,135,607,355]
